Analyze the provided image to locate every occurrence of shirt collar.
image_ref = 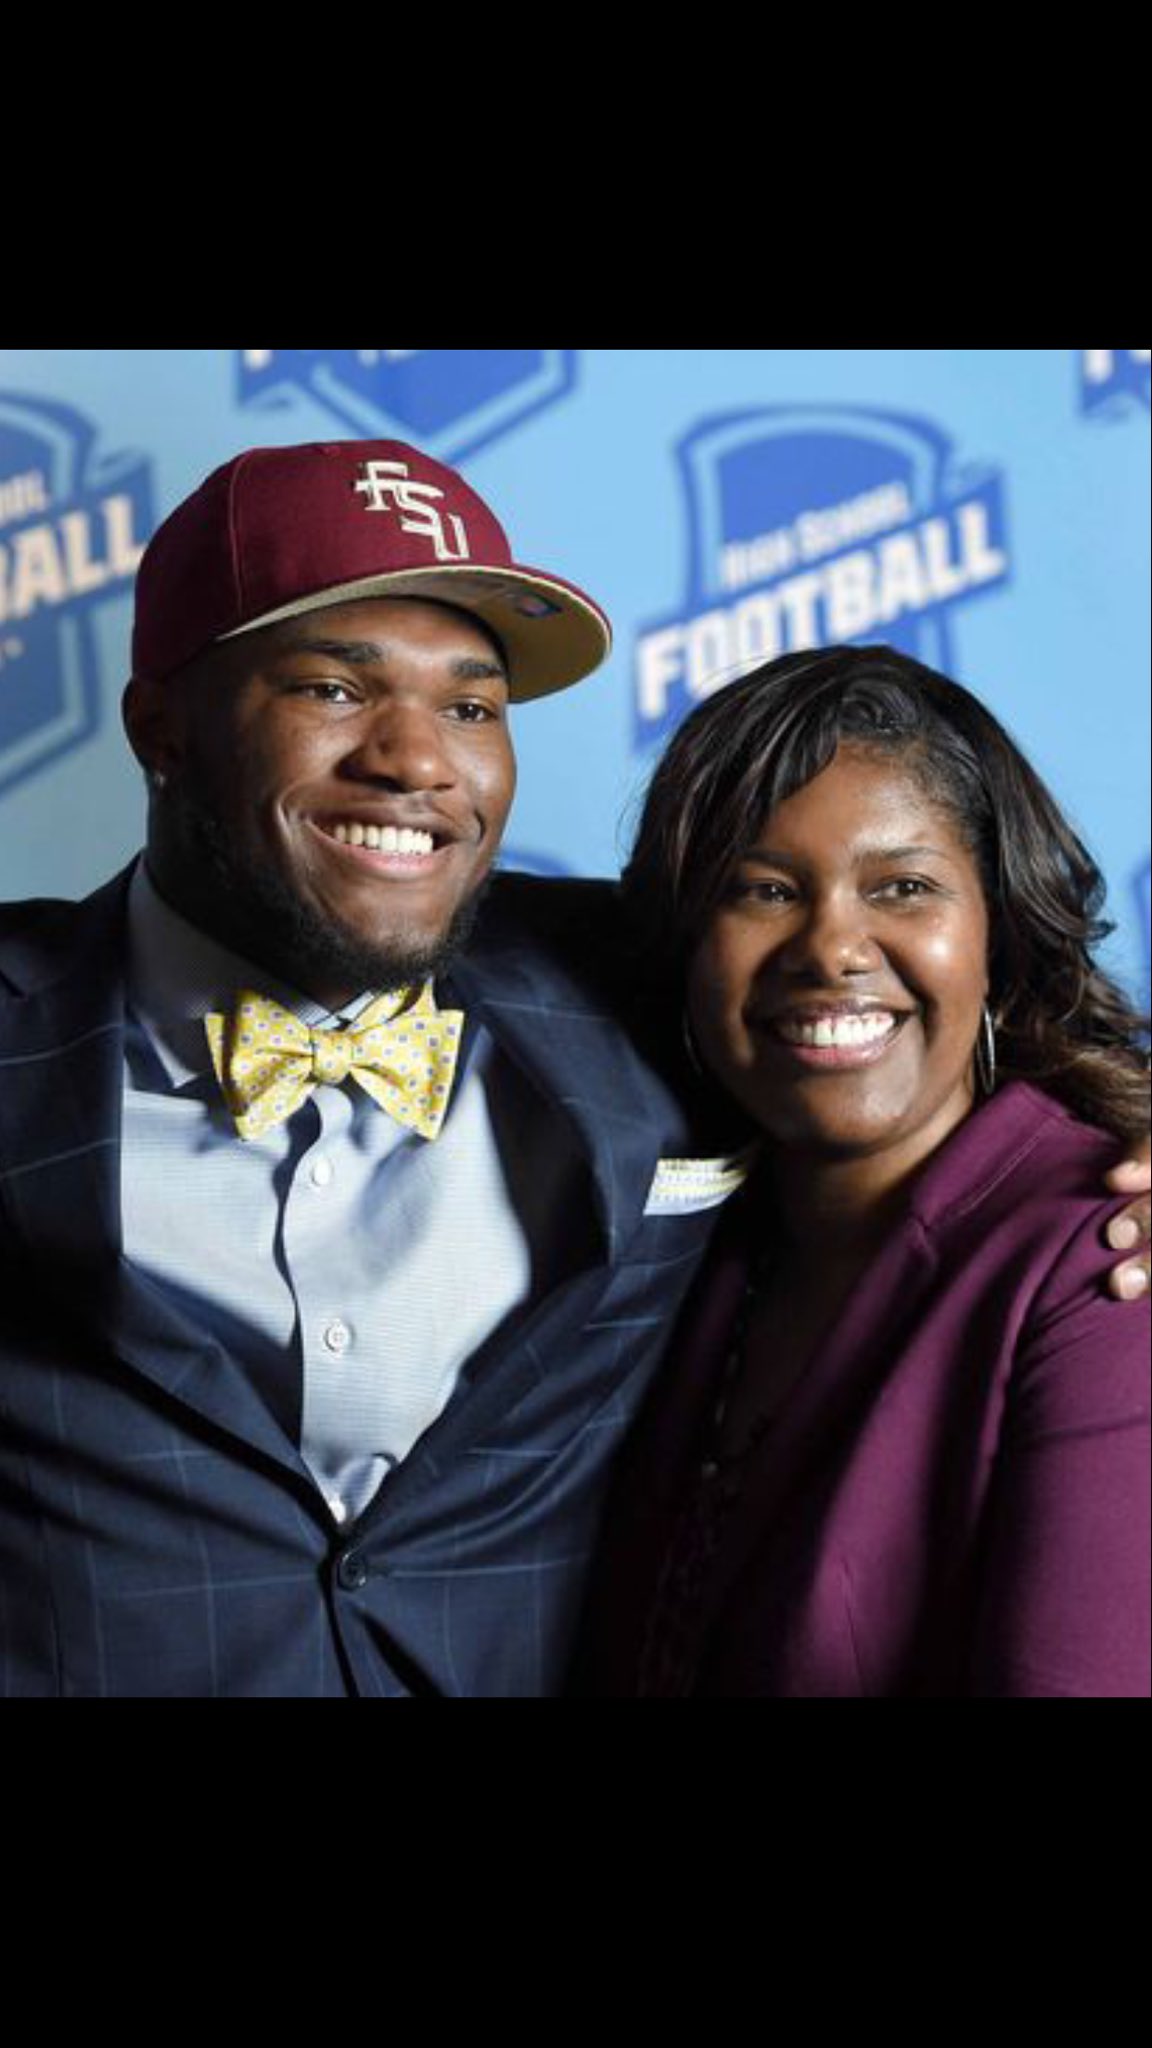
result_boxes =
[125,862,383,1089]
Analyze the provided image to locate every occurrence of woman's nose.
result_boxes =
[779,894,883,980]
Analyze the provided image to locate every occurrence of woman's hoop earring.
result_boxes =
[976,1005,998,1098]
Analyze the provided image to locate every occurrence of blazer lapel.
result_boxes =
[705,1087,1057,1623]
[0,871,304,1479]
[357,892,713,1523]
[689,1204,943,1658]
[447,908,701,1266]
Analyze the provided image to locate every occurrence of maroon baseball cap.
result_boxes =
[131,440,612,701]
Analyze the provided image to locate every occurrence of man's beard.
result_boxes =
[171,789,489,997]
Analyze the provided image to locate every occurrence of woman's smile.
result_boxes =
[753,1004,914,1069]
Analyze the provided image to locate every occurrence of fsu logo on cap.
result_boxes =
[238,350,580,462]
[354,458,471,562]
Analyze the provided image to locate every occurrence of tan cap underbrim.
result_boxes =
[219,563,612,704]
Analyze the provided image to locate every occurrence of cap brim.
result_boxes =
[219,563,612,703]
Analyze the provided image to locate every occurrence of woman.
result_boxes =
[575,646,1151,1698]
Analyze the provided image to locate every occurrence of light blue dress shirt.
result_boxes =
[121,864,583,1527]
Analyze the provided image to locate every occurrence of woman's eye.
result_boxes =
[874,878,934,902]
[731,879,796,906]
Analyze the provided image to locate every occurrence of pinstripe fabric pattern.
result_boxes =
[0,867,727,1696]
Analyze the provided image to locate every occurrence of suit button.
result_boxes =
[337,1551,369,1592]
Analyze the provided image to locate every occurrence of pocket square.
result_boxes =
[645,1151,756,1217]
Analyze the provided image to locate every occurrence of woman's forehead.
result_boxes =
[745,747,976,848]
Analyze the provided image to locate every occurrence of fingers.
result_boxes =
[1106,1152,1152,1195]
[1108,1197,1151,1252]
[1106,1194,1151,1301]
[1110,1261,1150,1302]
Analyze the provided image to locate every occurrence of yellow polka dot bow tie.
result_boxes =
[204,987,465,1143]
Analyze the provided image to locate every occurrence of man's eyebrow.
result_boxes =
[451,656,510,684]
[281,637,388,666]
[278,637,509,683]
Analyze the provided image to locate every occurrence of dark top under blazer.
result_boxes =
[0,868,723,1698]
[575,1084,1151,1699]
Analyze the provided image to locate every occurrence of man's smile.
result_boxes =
[305,815,467,881]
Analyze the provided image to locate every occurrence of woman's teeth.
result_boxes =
[775,1012,899,1050]
[327,824,436,856]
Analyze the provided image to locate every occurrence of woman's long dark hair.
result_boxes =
[624,646,1149,1142]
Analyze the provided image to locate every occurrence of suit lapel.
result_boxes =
[354,889,707,1523]
[0,871,304,1479]
[447,901,699,1266]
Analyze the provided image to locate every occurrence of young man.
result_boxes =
[1,439,1148,1697]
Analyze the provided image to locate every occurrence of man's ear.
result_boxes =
[122,674,182,781]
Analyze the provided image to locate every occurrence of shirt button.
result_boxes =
[337,1551,369,1592]
[310,1158,335,1190]
[324,1320,352,1355]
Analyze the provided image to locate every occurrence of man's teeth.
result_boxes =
[776,1013,899,1050]
[328,824,436,856]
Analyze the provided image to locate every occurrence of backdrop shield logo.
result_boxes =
[634,406,1012,751]
[1080,350,1151,417]
[237,350,579,461]
[0,395,153,800]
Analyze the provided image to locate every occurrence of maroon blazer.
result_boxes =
[575,1084,1151,1698]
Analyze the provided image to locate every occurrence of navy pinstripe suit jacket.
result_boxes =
[0,868,724,1697]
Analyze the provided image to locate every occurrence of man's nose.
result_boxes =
[346,702,456,790]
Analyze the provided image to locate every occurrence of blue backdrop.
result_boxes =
[1,348,1148,992]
